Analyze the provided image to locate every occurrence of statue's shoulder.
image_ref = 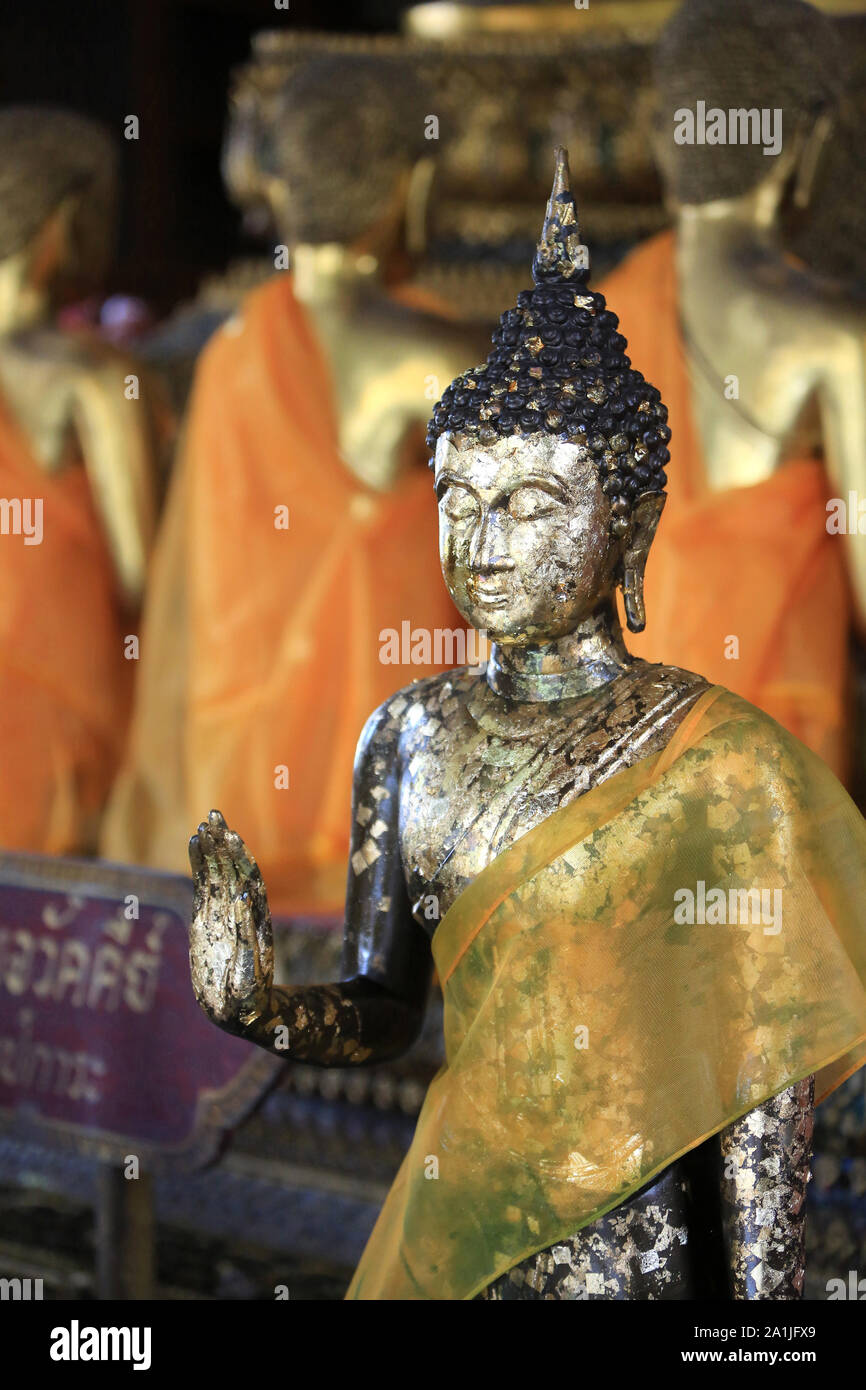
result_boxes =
[354,669,481,764]
[629,662,719,747]
[5,326,124,376]
[638,666,803,760]
[632,660,710,709]
[192,274,290,377]
[357,290,489,373]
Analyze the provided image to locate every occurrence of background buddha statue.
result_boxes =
[101,50,486,916]
[221,51,489,493]
[186,150,866,1300]
[600,0,863,782]
[0,106,162,855]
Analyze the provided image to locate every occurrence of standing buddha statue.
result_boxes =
[601,0,863,781]
[187,149,866,1300]
[0,107,159,855]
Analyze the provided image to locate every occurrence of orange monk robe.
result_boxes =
[601,232,851,779]
[0,392,131,853]
[103,274,466,916]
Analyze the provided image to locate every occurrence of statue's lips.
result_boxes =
[469,577,511,607]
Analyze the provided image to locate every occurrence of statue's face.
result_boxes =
[435,431,618,645]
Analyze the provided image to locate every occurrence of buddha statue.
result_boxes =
[224,52,489,493]
[188,149,866,1300]
[601,0,863,782]
[102,52,486,914]
[0,107,161,855]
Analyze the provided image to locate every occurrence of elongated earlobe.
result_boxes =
[622,567,646,633]
[621,492,665,633]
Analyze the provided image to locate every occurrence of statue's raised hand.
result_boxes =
[188,810,273,1034]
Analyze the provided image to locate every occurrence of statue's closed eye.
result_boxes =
[440,485,479,522]
[507,486,560,521]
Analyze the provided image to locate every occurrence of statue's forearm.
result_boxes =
[233,974,425,1068]
[720,1076,814,1299]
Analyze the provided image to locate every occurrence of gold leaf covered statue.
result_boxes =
[0,107,160,855]
[602,0,864,781]
[188,150,866,1300]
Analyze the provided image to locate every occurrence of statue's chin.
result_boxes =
[453,591,587,646]
[482,623,567,649]
[462,611,522,645]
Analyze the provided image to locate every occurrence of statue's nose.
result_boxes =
[468,511,514,572]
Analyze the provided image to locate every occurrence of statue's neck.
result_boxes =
[486,599,633,703]
[674,181,783,258]
[290,242,381,309]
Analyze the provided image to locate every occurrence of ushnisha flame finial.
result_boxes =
[532,146,589,285]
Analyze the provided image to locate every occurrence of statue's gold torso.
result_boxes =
[678,230,859,485]
[676,212,866,621]
[0,327,158,603]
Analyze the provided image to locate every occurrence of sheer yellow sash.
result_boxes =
[347,687,866,1300]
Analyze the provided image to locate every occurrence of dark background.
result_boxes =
[0,0,406,310]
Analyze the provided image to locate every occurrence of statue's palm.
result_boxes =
[188,810,273,1031]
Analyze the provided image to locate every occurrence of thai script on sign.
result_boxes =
[0,1008,105,1103]
[0,897,168,1015]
